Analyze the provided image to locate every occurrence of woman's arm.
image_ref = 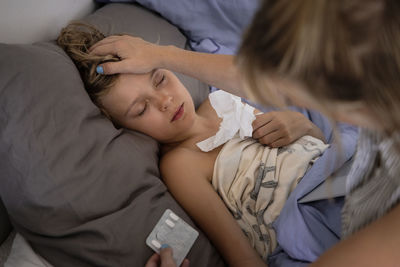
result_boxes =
[160,149,267,267]
[89,35,243,96]
[159,46,243,97]
[310,203,400,267]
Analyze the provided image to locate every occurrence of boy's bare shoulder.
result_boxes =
[160,147,210,181]
[161,147,200,169]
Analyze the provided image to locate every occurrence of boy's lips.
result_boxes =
[171,103,184,122]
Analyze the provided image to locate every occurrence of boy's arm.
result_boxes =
[160,149,267,267]
[252,108,326,147]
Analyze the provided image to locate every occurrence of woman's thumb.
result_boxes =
[96,61,126,75]
[159,244,176,267]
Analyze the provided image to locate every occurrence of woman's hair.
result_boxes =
[237,0,400,132]
[57,22,120,119]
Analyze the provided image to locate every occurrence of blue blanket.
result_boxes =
[255,104,358,265]
[240,105,358,266]
[265,107,358,266]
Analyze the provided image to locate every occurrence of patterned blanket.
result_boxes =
[212,135,329,259]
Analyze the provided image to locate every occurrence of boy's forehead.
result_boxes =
[113,76,141,96]
[116,73,150,93]
[101,82,136,110]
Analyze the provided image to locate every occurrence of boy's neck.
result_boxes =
[161,103,221,154]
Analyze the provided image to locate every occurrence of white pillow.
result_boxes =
[5,234,52,267]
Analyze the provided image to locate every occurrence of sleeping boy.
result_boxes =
[57,22,328,267]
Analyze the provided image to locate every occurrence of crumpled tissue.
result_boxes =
[196,90,259,152]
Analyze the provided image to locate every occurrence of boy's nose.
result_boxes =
[158,93,173,111]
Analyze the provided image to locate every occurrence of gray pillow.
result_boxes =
[0,3,225,267]
[0,198,11,250]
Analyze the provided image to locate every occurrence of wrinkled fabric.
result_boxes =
[212,135,328,260]
[267,108,358,266]
[127,0,261,54]
[268,197,344,267]
[342,130,400,238]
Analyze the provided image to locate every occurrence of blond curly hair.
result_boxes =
[57,22,120,119]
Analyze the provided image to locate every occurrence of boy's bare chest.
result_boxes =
[177,138,223,182]
[201,146,223,182]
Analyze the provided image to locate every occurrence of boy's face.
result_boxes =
[99,69,196,143]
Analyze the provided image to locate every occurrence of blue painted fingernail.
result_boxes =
[96,65,104,74]
[160,244,170,249]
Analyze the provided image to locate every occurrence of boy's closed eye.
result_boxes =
[152,69,166,87]
[137,101,148,116]
[155,74,165,87]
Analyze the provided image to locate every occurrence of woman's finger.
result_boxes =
[97,60,135,75]
[159,245,177,267]
[89,41,120,57]
[89,35,122,52]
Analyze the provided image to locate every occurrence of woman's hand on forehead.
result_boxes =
[89,35,165,75]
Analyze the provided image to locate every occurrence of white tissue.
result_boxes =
[196,90,257,152]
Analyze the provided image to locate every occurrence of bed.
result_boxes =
[0,1,358,266]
